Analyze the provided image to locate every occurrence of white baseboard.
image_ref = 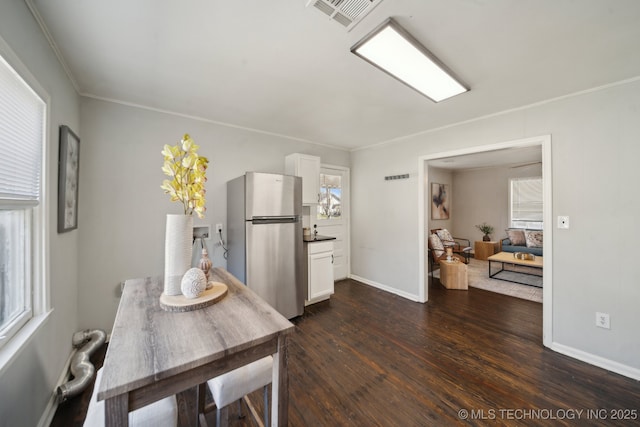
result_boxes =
[37,348,76,427]
[349,274,422,302]
[550,342,640,381]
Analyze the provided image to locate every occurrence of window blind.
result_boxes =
[0,54,45,207]
[511,177,543,222]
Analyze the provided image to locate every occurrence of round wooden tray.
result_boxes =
[160,281,228,312]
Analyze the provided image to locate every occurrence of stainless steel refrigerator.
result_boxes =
[227,172,304,319]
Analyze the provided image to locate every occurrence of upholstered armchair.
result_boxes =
[428,229,471,275]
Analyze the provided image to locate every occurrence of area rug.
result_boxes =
[433,258,543,303]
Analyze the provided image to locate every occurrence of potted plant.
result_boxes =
[475,222,494,241]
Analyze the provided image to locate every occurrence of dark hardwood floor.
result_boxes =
[53,277,640,426]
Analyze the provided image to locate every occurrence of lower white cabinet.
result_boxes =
[305,241,334,305]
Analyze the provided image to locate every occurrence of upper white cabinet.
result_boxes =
[285,153,320,205]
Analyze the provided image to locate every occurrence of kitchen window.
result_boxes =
[0,43,48,353]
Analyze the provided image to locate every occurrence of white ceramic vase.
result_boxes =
[164,214,193,296]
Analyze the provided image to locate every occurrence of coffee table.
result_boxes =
[487,251,543,287]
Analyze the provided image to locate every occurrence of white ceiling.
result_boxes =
[30,0,640,151]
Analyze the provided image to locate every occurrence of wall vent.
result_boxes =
[384,174,410,181]
[307,0,383,31]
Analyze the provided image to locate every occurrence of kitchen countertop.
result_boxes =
[303,234,336,242]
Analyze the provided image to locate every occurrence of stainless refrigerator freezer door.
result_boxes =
[246,220,304,319]
[226,174,247,283]
[245,172,302,219]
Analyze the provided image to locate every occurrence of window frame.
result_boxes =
[0,210,33,345]
[316,172,343,221]
[0,35,51,366]
[509,176,543,230]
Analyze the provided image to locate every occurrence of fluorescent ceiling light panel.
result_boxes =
[351,19,468,102]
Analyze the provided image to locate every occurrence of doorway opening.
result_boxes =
[418,135,553,347]
[314,165,350,280]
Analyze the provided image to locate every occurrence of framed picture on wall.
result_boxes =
[58,125,80,233]
[431,183,450,220]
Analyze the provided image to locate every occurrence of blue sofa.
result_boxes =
[501,237,543,257]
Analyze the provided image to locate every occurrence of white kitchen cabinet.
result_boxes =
[285,153,320,205]
[305,240,334,305]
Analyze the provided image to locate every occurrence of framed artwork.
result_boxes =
[431,183,450,220]
[58,125,80,233]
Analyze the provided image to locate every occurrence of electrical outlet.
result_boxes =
[216,223,223,234]
[596,312,610,329]
[558,216,570,229]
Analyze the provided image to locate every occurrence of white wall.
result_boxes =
[350,147,419,298]
[78,97,350,332]
[452,163,542,243]
[351,79,640,374]
[0,2,80,426]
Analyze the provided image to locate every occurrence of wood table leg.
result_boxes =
[197,383,208,427]
[105,394,129,427]
[271,335,289,427]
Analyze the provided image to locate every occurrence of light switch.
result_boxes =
[557,216,569,229]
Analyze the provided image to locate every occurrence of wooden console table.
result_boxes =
[97,268,294,426]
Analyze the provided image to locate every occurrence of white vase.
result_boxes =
[164,214,193,296]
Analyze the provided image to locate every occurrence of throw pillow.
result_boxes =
[506,229,526,246]
[435,229,454,243]
[524,230,543,248]
[428,233,445,258]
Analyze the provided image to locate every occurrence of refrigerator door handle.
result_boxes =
[252,216,299,224]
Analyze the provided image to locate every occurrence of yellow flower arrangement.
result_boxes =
[161,134,209,218]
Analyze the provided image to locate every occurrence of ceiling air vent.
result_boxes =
[307,0,383,31]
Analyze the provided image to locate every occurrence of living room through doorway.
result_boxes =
[418,135,553,347]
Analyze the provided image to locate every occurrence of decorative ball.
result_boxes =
[181,268,207,299]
